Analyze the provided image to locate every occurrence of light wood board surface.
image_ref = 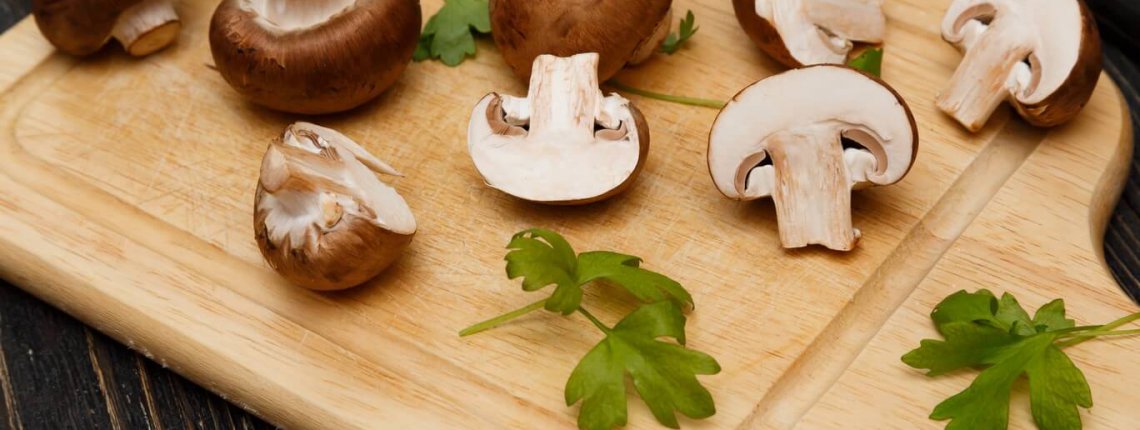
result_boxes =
[0,0,1136,428]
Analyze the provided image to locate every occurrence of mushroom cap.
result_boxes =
[467,54,649,205]
[941,0,1102,127]
[32,0,155,56]
[489,0,673,82]
[210,0,422,114]
[254,122,416,291]
[708,65,917,200]
[733,0,886,68]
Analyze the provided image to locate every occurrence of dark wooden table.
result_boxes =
[2,2,1139,429]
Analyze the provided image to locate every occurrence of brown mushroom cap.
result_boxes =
[254,122,416,291]
[467,53,649,205]
[489,0,673,82]
[937,0,1102,130]
[209,0,421,114]
[732,0,885,68]
[33,0,181,56]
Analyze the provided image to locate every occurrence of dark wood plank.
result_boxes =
[0,2,1139,430]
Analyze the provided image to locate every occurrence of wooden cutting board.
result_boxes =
[0,0,1136,428]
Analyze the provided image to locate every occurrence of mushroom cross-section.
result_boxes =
[255,122,416,291]
[32,0,181,56]
[467,53,649,205]
[490,0,673,82]
[937,0,1102,131]
[733,0,886,67]
[209,0,422,114]
[708,66,917,251]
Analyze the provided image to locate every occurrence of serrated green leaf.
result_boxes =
[576,251,694,310]
[930,334,1055,430]
[847,47,883,77]
[996,293,1037,336]
[416,0,491,66]
[931,290,1000,334]
[902,322,1017,376]
[660,10,699,55]
[566,302,719,430]
[1025,345,1092,430]
[1032,300,1076,333]
[504,229,579,314]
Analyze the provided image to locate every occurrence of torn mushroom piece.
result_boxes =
[32,0,181,56]
[467,53,649,205]
[937,0,1102,131]
[490,0,673,82]
[708,66,917,251]
[733,0,885,67]
[209,0,421,114]
[255,122,416,291]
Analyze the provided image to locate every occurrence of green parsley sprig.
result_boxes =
[461,229,720,430]
[414,0,491,66]
[903,289,1140,430]
[660,10,699,54]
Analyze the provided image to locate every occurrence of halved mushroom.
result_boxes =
[733,0,885,67]
[467,53,649,205]
[937,0,1102,131]
[33,0,181,56]
[255,122,416,291]
[490,0,674,82]
[209,0,421,114]
[708,66,917,251]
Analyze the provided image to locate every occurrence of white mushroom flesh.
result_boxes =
[243,0,357,31]
[709,66,915,251]
[467,53,643,203]
[937,0,1083,130]
[754,0,886,65]
[258,122,415,253]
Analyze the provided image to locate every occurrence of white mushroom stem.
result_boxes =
[112,0,180,56]
[936,19,1033,131]
[508,54,608,143]
[765,127,860,251]
[629,8,674,65]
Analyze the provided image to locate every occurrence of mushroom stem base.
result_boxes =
[767,130,859,251]
[112,0,180,56]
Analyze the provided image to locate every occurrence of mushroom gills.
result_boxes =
[245,0,357,31]
[468,53,645,204]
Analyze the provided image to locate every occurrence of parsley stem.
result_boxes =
[605,80,727,109]
[578,308,611,333]
[459,298,548,337]
[1056,311,1140,348]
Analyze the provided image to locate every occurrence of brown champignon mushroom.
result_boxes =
[467,53,649,205]
[708,66,917,251]
[489,0,673,82]
[732,0,885,68]
[32,0,181,57]
[209,0,421,114]
[936,0,1102,131]
[255,122,416,291]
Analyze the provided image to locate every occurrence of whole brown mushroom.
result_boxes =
[209,0,422,114]
[489,0,673,82]
[33,0,181,57]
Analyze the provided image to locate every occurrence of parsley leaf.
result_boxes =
[504,229,694,314]
[660,10,699,55]
[414,0,491,66]
[847,47,883,77]
[905,290,1140,430]
[566,301,720,430]
[464,229,719,430]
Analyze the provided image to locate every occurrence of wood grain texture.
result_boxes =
[0,1,1136,430]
